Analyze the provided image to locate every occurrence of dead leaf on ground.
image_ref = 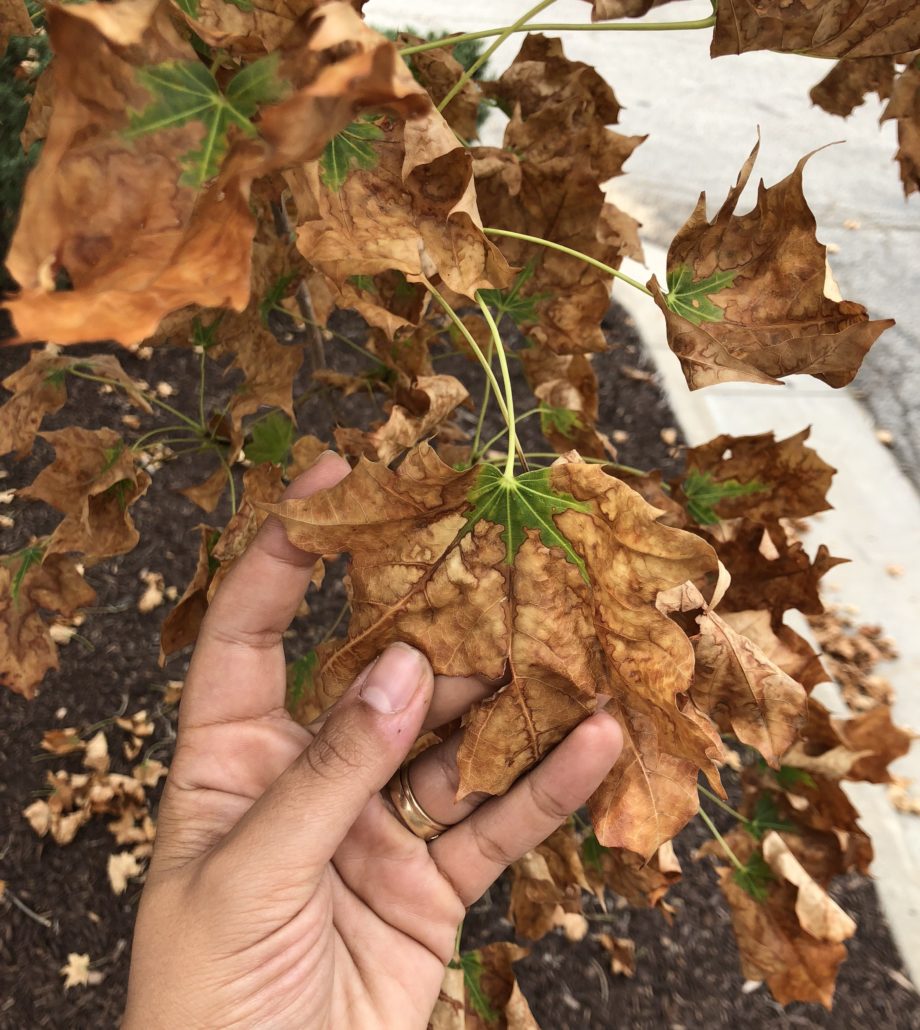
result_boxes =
[60,953,102,990]
[107,850,142,894]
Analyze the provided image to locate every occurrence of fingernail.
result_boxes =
[359,643,429,714]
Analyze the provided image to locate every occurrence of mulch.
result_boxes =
[1,303,918,1029]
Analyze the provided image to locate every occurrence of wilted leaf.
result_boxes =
[1,552,96,699]
[1,0,33,51]
[369,375,469,464]
[810,57,896,116]
[463,943,537,1030]
[712,1,920,59]
[583,835,681,909]
[159,525,217,662]
[651,140,894,389]
[721,610,830,694]
[20,428,150,561]
[597,933,636,977]
[270,444,723,856]
[679,429,835,524]
[0,350,151,459]
[713,828,852,1008]
[401,33,482,141]
[881,66,920,197]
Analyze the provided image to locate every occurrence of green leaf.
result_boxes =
[5,542,46,606]
[286,651,317,712]
[581,830,605,874]
[319,116,383,191]
[747,794,795,841]
[539,403,583,441]
[127,54,286,188]
[172,0,197,15]
[347,274,377,294]
[773,764,816,791]
[247,410,294,466]
[459,951,499,1025]
[732,851,775,902]
[465,465,589,581]
[479,261,551,327]
[664,264,737,326]
[682,469,766,525]
[259,273,297,326]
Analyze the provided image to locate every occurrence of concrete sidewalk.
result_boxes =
[618,243,920,989]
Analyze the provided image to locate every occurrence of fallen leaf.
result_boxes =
[83,730,110,774]
[60,953,102,990]
[597,933,636,977]
[137,570,165,614]
[269,444,723,857]
[107,850,142,894]
[41,728,85,755]
[650,139,893,389]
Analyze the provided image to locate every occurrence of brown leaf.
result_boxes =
[20,428,150,560]
[399,33,482,141]
[667,584,808,767]
[159,525,217,662]
[288,104,511,303]
[810,57,896,116]
[710,521,845,623]
[107,850,142,894]
[1,552,96,698]
[585,840,681,909]
[466,943,537,1030]
[681,428,836,523]
[473,35,643,355]
[716,850,847,1006]
[368,375,469,464]
[721,610,830,693]
[1,0,33,49]
[270,445,723,856]
[83,730,110,774]
[712,0,920,58]
[41,728,85,755]
[5,1,429,347]
[0,349,151,459]
[597,933,636,977]
[287,434,329,478]
[882,65,920,197]
[651,140,894,389]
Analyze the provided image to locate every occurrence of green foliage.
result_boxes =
[319,116,384,191]
[458,951,498,1024]
[682,469,766,524]
[479,262,551,327]
[127,55,286,187]
[773,764,817,791]
[746,794,795,841]
[286,651,318,711]
[539,403,583,441]
[664,264,737,326]
[5,542,46,605]
[733,850,775,902]
[580,830,605,874]
[466,465,589,578]
[247,410,294,465]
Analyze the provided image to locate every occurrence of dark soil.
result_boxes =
[1,304,918,1029]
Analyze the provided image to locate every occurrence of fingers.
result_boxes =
[211,644,434,894]
[180,452,350,728]
[428,712,623,906]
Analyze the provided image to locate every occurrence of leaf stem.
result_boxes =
[197,349,207,428]
[272,304,381,365]
[399,12,716,57]
[697,804,745,873]
[476,407,542,457]
[436,0,557,114]
[483,228,653,296]
[67,369,203,432]
[516,452,647,477]
[476,292,518,479]
[470,339,495,458]
[698,784,748,823]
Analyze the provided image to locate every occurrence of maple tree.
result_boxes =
[2,0,918,1021]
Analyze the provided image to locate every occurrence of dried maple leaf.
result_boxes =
[0,350,152,459]
[708,521,845,623]
[1,0,32,50]
[721,610,830,693]
[584,837,681,910]
[712,0,920,59]
[399,33,482,141]
[650,139,894,389]
[882,65,920,197]
[597,933,636,977]
[659,582,807,767]
[582,0,689,17]
[159,525,217,662]
[712,828,853,1008]
[288,99,512,302]
[810,56,897,116]
[679,428,835,525]
[463,943,538,1030]
[366,374,469,464]
[20,427,150,560]
[1,551,96,699]
[5,1,428,346]
[473,35,643,355]
[270,444,724,857]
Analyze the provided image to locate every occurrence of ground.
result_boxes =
[1,306,919,1028]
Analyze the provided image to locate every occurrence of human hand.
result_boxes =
[124,453,623,1030]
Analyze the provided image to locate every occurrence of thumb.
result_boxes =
[215,643,434,888]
